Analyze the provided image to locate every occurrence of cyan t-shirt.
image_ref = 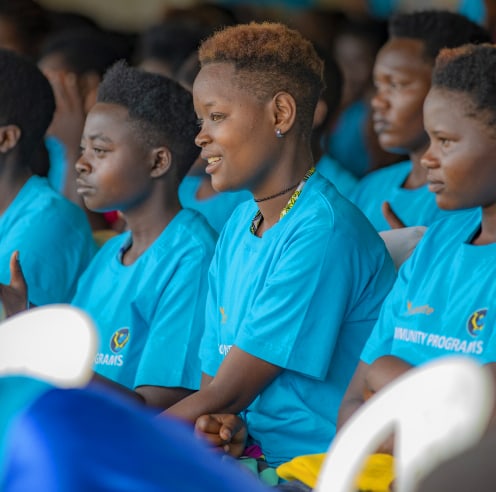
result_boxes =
[0,176,96,306]
[200,171,396,466]
[72,208,217,390]
[351,160,452,230]
[362,208,496,366]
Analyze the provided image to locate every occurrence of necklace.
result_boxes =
[254,182,299,203]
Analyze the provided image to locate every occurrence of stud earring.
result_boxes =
[275,128,284,138]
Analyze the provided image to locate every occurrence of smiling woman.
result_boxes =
[165,21,396,472]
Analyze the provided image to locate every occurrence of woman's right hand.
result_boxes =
[195,413,247,457]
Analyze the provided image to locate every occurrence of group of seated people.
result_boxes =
[1,3,496,490]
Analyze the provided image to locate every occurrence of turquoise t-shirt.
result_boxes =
[361,209,496,366]
[178,175,251,233]
[200,171,396,466]
[316,154,358,198]
[0,176,96,305]
[351,160,452,231]
[72,208,217,390]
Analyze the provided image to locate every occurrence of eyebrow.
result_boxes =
[86,133,113,143]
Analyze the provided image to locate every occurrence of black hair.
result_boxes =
[39,28,127,77]
[134,21,209,77]
[432,44,496,128]
[0,49,55,164]
[0,0,52,58]
[97,61,199,181]
[389,10,491,63]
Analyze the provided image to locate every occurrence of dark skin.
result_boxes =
[0,103,196,410]
[165,61,315,445]
[371,37,434,226]
[339,86,496,451]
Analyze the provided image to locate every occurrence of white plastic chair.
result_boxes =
[315,357,494,492]
[0,304,97,388]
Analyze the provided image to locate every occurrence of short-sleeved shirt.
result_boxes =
[351,160,452,231]
[72,208,217,390]
[178,175,251,233]
[361,208,496,366]
[200,171,396,466]
[315,154,358,198]
[0,176,96,306]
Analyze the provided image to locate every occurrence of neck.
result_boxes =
[119,192,181,265]
[0,165,31,214]
[473,205,496,245]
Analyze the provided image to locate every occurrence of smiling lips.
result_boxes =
[205,156,221,174]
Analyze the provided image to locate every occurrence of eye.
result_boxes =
[438,137,451,148]
[210,113,224,122]
[94,148,107,156]
[196,118,204,128]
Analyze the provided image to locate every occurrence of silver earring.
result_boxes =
[275,128,284,138]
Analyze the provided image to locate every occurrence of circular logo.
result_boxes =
[467,309,487,337]
[110,328,130,353]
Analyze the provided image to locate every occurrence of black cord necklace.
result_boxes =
[254,182,299,203]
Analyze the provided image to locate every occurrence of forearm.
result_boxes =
[165,377,248,423]
[165,346,282,422]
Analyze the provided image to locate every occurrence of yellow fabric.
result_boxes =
[276,453,394,491]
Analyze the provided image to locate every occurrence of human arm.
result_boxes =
[382,201,406,229]
[165,346,282,422]
[91,372,194,411]
[0,251,30,317]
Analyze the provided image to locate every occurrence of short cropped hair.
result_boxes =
[432,44,496,128]
[0,49,55,164]
[198,22,325,137]
[97,61,199,181]
[389,10,491,63]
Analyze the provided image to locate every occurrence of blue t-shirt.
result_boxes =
[325,99,371,178]
[361,209,496,366]
[351,160,451,231]
[178,175,251,234]
[72,208,217,390]
[0,176,96,306]
[316,154,358,198]
[200,171,396,466]
[0,377,271,492]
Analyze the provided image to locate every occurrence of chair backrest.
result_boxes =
[0,305,97,388]
[315,357,494,492]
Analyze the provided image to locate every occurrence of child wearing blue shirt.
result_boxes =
[339,43,496,441]
[166,22,396,468]
[350,10,490,230]
[2,62,217,410]
[0,49,95,310]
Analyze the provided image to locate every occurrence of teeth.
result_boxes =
[207,157,221,164]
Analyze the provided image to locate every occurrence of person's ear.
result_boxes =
[272,91,297,136]
[312,98,328,130]
[0,125,21,154]
[150,147,172,178]
[80,72,101,113]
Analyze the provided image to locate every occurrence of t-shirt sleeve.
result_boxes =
[235,225,367,380]
[133,253,209,390]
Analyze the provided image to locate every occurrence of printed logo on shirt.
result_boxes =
[467,308,487,337]
[405,300,434,316]
[394,327,484,355]
[219,344,232,356]
[110,327,130,353]
[219,307,228,324]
